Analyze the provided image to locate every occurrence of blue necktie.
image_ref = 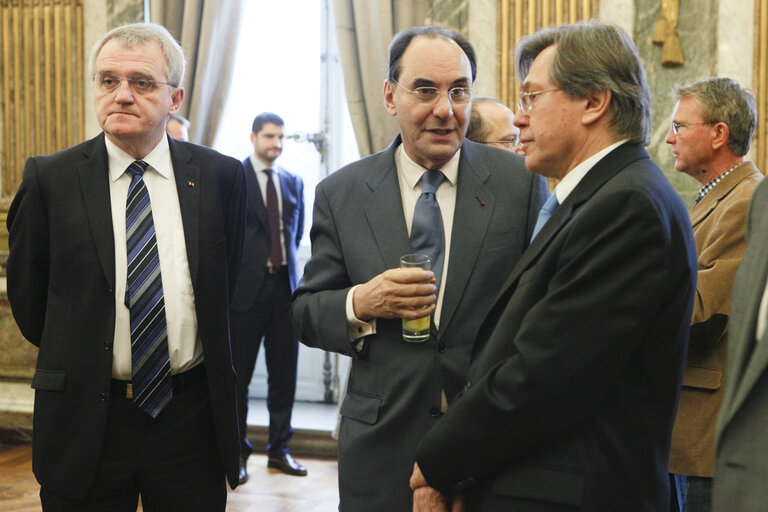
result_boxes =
[531,193,559,241]
[125,160,171,418]
[411,170,446,288]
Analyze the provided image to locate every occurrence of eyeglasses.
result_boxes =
[670,121,714,135]
[392,79,473,105]
[94,72,177,94]
[517,88,560,113]
[481,137,522,150]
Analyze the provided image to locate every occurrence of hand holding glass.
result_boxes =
[400,254,433,342]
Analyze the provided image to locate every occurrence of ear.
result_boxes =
[383,79,398,117]
[710,122,730,151]
[250,131,257,145]
[168,86,184,114]
[582,88,611,126]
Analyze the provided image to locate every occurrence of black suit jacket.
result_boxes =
[6,133,246,498]
[292,136,547,510]
[231,157,304,311]
[416,143,697,511]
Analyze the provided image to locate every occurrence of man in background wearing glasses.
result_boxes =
[466,98,525,155]
[292,25,546,511]
[6,23,245,511]
[662,78,762,512]
[411,21,697,512]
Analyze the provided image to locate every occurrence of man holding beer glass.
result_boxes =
[291,25,546,512]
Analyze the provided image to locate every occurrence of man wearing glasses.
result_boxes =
[466,98,525,155]
[411,22,697,512]
[292,25,546,511]
[663,78,763,511]
[6,23,245,510]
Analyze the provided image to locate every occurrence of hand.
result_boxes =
[353,268,436,321]
[411,463,465,512]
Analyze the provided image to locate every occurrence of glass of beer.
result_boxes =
[400,254,432,342]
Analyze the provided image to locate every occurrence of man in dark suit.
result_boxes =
[664,77,763,512]
[411,22,697,512]
[231,112,306,481]
[6,23,245,511]
[291,26,547,511]
[712,168,768,511]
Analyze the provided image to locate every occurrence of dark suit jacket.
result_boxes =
[231,158,304,310]
[291,136,547,511]
[5,133,246,499]
[713,177,768,511]
[416,143,697,511]
[669,162,763,478]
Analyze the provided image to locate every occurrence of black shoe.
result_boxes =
[238,457,249,485]
[267,451,308,476]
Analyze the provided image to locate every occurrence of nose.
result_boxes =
[513,108,527,128]
[665,127,675,144]
[114,80,135,103]
[432,92,454,119]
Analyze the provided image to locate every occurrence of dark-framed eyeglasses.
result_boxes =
[392,79,473,105]
[670,121,714,135]
[517,88,560,113]
[94,72,177,94]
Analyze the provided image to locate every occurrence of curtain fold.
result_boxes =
[150,0,244,146]
[332,0,429,156]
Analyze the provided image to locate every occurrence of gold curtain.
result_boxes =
[755,0,768,174]
[0,0,85,204]
[498,0,598,107]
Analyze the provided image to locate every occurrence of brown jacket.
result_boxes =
[669,161,764,477]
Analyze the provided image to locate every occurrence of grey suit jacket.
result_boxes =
[713,177,768,511]
[291,136,547,511]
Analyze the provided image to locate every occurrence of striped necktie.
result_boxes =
[125,160,171,418]
[411,169,446,288]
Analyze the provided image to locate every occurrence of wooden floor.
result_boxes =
[0,444,339,511]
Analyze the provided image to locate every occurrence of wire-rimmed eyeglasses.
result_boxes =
[670,121,714,135]
[517,88,560,113]
[480,137,522,150]
[94,72,177,94]
[392,79,473,105]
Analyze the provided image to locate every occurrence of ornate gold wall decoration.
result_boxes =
[0,0,85,211]
[756,0,768,175]
[499,0,598,108]
[651,0,683,66]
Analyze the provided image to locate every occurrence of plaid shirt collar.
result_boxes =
[695,163,741,204]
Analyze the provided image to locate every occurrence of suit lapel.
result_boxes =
[279,169,297,238]
[363,140,412,271]
[720,209,768,426]
[492,143,650,305]
[243,158,269,231]
[690,162,755,228]
[170,139,200,286]
[438,144,494,336]
[79,134,116,291]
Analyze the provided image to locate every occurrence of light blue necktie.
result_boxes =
[411,170,446,288]
[531,193,559,241]
[125,160,171,418]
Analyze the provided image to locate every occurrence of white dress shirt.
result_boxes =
[249,154,287,266]
[106,136,201,379]
[550,139,628,204]
[346,144,460,340]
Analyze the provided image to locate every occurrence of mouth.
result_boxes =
[426,128,455,136]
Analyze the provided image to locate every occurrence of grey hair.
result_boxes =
[89,22,186,87]
[466,98,506,142]
[515,21,651,145]
[673,78,757,156]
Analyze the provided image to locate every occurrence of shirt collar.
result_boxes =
[695,162,743,203]
[397,144,460,191]
[553,139,628,204]
[106,135,172,182]
[250,154,279,175]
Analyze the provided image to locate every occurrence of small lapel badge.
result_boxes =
[187,180,196,188]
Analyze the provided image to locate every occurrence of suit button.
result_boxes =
[98,392,106,402]
[104,340,111,350]
[429,407,442,417]
[437,343,446,353]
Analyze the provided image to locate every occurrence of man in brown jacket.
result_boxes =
[665,77,763,511]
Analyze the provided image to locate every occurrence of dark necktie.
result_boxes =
[125,160,171,418]
[531,193,559,241]
[264,169,283,267]
[411,170,446,288]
